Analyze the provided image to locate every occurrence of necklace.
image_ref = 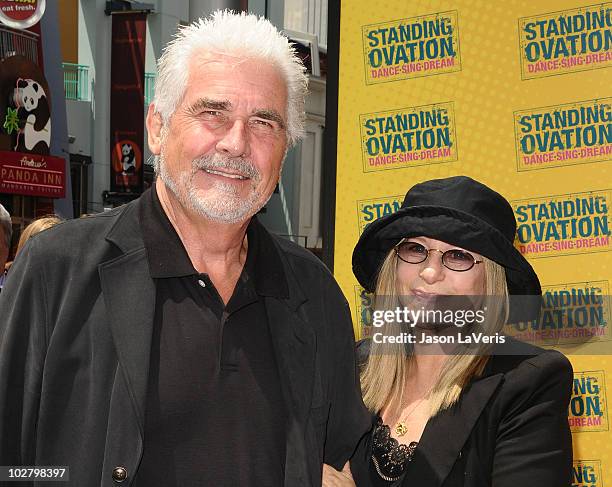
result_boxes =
[393,397,428,437]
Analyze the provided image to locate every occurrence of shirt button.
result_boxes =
[198,279,206,288]
[112,466,127,482]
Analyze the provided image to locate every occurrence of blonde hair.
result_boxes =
[0,203,11,248]
[360,245,509,418]
[17,215,63,255]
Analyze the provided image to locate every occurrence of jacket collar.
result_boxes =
[405,371,503,485]
[100,197,154,434]
[104,197,147,254]
[411,334,543,483]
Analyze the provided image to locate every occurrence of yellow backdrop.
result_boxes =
[333,1,611,484]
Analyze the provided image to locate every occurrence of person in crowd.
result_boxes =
[0,204,11,291]
[323,176,572,486]
[0,11,370,486]
[0,215,63,287]
[16,215,63,255]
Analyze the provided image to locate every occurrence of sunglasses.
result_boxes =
[394,241,483,272]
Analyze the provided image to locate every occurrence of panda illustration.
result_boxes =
[15,78,44,111]
[121,143,136,174]
[12,78,51,154]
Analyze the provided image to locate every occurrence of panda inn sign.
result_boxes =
[0,56,66,198]
[0,151,65,197]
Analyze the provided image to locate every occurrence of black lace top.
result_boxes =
[370,417,418,482]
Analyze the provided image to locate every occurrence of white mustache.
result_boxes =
[192,155,260,180]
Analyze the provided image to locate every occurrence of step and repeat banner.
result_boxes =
[333,0,611,483]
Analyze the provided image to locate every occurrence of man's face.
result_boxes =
[149,53,289,224]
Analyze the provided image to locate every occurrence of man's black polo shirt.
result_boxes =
[133,188,286,486]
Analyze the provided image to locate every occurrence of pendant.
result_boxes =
[395,422,408,436]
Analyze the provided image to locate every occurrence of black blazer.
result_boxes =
[0,194,371,487]
[351,339,573,486]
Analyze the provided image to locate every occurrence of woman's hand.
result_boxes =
[322,462,356,487]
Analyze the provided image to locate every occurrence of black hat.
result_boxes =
[352,176,541,303]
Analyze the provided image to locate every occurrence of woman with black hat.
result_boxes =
[323,176,572,487]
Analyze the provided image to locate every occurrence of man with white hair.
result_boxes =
[0,204,11,290]
[0,11,369,486]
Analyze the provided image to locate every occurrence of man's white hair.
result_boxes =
[153,10,308,147]
[0,204,11,248]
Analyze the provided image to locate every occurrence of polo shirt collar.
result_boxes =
[140,187,196,278]
[139,187,288,298]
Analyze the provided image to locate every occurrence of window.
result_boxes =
[284,0,328,50]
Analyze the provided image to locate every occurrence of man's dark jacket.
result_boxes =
[0,196,371,486]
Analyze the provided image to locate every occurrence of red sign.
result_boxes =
[0,0,45,28]
[0,150,65,197]
[110,13,146,194]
